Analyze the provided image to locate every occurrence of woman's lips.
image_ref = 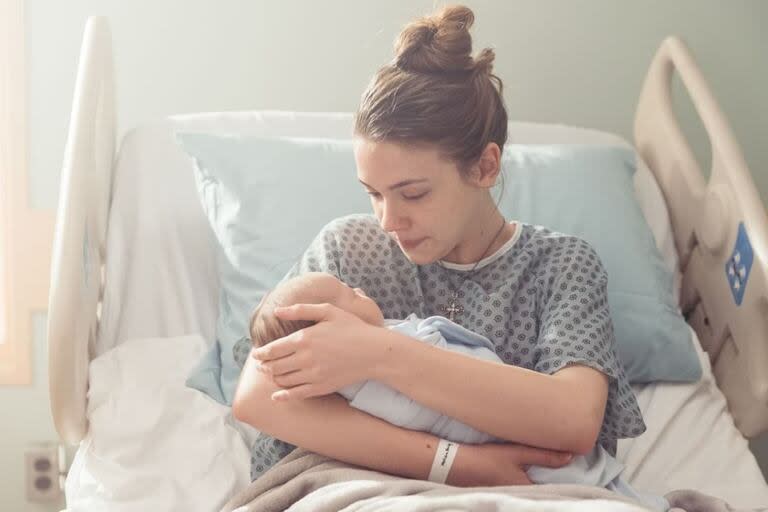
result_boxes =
[399,237,426,250]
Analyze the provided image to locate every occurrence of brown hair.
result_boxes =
[249,290,311,348]
[249,273,336,348]
[354,5,508,175]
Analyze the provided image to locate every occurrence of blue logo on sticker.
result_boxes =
[725,222,753,306]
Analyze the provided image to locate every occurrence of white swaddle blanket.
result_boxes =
[338,314,669,512]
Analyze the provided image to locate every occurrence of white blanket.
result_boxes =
[65,335,252,512]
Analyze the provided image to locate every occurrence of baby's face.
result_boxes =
[288,273,385,326]
[329,277,385,326]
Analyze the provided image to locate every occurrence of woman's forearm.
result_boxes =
[371,329,604,455]
[233,357,439,480]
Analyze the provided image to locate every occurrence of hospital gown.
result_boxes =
[233,214,648,493]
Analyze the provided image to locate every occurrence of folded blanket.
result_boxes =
[220,448,752,512]
[220,448,646,511]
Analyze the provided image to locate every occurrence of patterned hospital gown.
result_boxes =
[233,213,646,481]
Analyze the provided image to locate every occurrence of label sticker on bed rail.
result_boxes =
[725,222,753,306]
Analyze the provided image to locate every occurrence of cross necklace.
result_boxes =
[438,218,507,322]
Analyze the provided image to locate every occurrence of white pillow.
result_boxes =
[65,335,252,512]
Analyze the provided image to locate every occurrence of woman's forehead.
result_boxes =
[354,138,451,185]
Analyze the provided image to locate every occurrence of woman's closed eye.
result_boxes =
[403,191,429,201]
[365,190,429,201]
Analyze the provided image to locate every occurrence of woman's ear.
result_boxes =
[469,142,501,188]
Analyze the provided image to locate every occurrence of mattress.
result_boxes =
[79,112,766,509]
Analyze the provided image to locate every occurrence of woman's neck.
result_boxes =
[441,209,513,265]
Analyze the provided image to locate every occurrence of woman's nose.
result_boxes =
[379,202,407,232]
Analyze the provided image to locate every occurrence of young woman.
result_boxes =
[232,4,645,488]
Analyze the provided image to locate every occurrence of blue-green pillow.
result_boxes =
[499,145,699,384]
[176,134,700,405]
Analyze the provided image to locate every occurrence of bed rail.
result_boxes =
[634,36,768,438]
[48,16,116,445]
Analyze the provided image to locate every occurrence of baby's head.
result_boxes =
[249,272,384,347]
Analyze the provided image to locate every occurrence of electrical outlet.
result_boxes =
[25,442,63,503]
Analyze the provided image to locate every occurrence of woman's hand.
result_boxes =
[447,442,573,487]
[251,303,386,401]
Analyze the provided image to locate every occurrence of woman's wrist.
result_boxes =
[444,442,474,487]
[368,327,409,383]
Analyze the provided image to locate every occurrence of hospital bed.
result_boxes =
[47,16,768,511]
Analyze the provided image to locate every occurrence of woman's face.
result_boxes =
[354,139,488,265]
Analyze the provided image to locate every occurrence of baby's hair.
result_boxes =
[354,5,508,179]
[249,274,335,348]
[250,291,307,348]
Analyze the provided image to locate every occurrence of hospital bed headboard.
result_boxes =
[634,37,768,438]
[48,16,115,444]
[48,17,768,445]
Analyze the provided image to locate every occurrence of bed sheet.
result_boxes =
[619,326,768,507]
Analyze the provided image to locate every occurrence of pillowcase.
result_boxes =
[176,134,700,405]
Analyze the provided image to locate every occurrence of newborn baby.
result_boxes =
[247,272,669,512]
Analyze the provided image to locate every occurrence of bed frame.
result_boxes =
[47,16,768,446]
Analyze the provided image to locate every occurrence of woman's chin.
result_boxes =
[400,247,435,265]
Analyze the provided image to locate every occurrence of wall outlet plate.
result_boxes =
[25,443,63,503]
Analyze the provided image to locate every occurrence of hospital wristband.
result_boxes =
[427,439,459,484]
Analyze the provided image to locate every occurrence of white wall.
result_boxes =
[24,0,768,210]
[4,1,766,509]
[0,314,65,511]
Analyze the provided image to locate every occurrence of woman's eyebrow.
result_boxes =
[358,178,429,191]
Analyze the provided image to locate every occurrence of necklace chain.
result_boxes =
[438,218,507,321]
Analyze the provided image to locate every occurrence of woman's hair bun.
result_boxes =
[394,5,494,76]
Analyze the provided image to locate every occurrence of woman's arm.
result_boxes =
[256,304,607,455]
[233,357,438,480]
[233,356,574,485]
[373,328,608,455]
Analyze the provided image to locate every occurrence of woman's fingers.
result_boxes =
[273,303,335,322]
[514,445,573,468]
[271,384,315,401]
[253,303,339,362]
[259,351,308,376]
[251,334,302,362]
[272,369,310,389]
[514,471,534,486]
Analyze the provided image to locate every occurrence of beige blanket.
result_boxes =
[222,449,753,511]
[220,448,683,511]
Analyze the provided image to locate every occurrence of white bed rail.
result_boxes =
[48,16,116,445]
[634,37,768,438]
